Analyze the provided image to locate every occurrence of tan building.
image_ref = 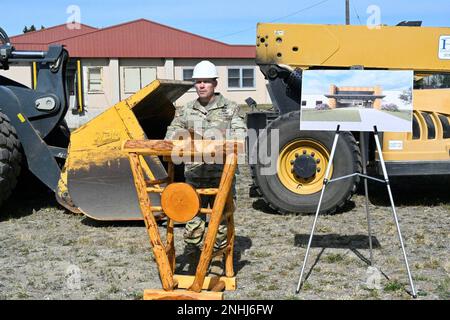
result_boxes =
[326,85,384,109]
[1,19,271,128]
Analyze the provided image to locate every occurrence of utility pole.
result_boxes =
[345,0,350,25]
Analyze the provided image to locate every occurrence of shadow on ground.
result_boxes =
[81,217,145,228]
[0,170,58,221]
[252,198,356,216]
[294,234,384,286]
[294,233,381,249]
[361,175,450,207]
[251,175,450,217]
[175,235,252,276]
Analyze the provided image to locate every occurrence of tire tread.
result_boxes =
[0,112,22,205]
[251,111,362,215]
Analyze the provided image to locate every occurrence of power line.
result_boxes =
[269,0,332,23]
[215,26,255,41]
[216,0,333,40]
[351,1,363,25]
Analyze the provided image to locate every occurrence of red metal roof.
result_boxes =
[10,23,97,45]
[11,19,255,59]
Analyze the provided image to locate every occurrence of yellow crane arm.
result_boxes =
[256,23,450,73]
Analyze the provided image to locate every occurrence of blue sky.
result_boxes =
[2,0,449,44]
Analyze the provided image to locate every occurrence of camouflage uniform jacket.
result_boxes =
[164,93,246,180]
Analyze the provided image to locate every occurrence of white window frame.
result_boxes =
[87,67,103,93]
[182,67,196,92]
[123,66,157,94]
[227,66,256,90]
[182,68,194,82]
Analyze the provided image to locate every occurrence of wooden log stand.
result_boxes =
[123,139,243,300]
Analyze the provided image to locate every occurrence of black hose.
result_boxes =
[0,27,10,44]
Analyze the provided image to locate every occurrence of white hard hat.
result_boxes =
[192,60,218,79]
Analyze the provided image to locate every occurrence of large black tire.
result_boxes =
[0,112,22,206]
[251,111,361,214]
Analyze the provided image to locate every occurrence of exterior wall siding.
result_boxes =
[173,58,271,107]
[0,63,33,88]
[1,57,272,129]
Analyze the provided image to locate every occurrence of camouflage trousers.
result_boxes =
[183,177,236,251]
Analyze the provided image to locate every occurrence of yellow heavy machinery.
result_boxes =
[248,23,450,214]
[1,23,449,220]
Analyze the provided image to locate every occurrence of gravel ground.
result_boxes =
[0,167,448,300]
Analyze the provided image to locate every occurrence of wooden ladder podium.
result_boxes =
[123,139,243,300]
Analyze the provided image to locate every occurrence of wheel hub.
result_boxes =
[293,154,317,179]
[277,139,331,195]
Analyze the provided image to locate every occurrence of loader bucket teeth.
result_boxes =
[62,80,193,220]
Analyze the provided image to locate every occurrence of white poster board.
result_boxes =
[439,35,450,60]
[300,70,413,132]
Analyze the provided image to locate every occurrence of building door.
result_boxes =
[123,67,157,98]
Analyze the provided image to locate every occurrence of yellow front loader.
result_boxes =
[248,22,450,214]
[0,26,192,220]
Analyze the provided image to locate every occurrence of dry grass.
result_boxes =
[0,167,448,300]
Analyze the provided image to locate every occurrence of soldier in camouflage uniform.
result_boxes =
[164,61,246,256]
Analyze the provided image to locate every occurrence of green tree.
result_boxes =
[399,87,412,104]
[23,25,37,33]
[441,75,450,88]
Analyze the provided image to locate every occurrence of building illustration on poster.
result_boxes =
[300,70,414,132]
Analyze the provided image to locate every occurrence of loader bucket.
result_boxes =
[61,79,193,220]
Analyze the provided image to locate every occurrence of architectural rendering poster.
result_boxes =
[300,70,414,132]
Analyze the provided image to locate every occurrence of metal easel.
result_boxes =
[295,125,417,298]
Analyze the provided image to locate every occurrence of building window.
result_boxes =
[87,67,103,93]
[124,67,157,94]
[183,68,194,82]
[227,67,255,89]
